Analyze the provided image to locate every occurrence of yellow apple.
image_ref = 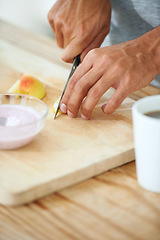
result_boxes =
[8,75,46,99]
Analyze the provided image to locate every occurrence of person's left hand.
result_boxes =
[60,33,159,119]
[48,0,111,63]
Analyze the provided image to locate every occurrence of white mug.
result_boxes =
[132,95,160,193]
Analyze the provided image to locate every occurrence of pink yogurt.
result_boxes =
[0,105,42,149]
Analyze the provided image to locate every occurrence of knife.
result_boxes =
[54,54,81,119]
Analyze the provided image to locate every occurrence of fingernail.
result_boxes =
[67,110,75,118]
[81,114,88,120]
[102,104,107,111]
[60,103,67,113]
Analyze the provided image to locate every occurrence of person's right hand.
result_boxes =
[59,26,160,120]
[48,0,111,63]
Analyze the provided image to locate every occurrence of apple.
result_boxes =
[8,74,46,99]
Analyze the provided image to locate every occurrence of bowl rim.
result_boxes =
[0,93,48,128]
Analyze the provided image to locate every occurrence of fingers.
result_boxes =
[66,69,103,117]
[61,38,81,63]
[47,9,55,32]
[48,5,85,63]
[60,61,101,116]
[102,88,128,114]
[61,57,93,105]
[80,77,112,119]
[60,62,114,120]
[55,24,64,48]
[60,66,129,120]
[61,36,91,63]
[48,0,111,63]
[62,25,109,63]
[48,8,65,48]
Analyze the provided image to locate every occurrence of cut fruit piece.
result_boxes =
[53,97,62,116]
[8,80,20,94]
[8,75,46,99]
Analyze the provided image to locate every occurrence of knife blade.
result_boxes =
[54,54,81,119]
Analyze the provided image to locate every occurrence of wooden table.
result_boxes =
[0,20,160,240]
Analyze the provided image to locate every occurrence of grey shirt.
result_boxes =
[102,0,160,87]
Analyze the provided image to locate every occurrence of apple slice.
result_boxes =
[8,75,46,99]
[52,97,62,116]
[8,80,20,94]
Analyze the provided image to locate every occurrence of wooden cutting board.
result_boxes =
[0,21,135,206]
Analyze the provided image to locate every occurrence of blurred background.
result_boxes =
[0,0,56,37]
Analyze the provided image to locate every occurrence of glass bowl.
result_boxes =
[0,93,48,150]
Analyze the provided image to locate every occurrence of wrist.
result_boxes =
[141,26,160,76]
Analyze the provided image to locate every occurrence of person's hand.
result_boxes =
[60,27,160,119]
[48,0,111,63]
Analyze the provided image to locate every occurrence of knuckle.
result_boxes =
[53,13,66,29]
[87,48,98,59]
[109,98,118,108]
[67,102,78,114]
[63,24,72,38]
[54,16,61,27]
[47,9,52,19]
[122,74,134,92]
[88,87,101,99]
[47,11,51,21]
[78,26,90,42]
[125,74,132,86]
[107,91,127,113]
[75,81,87,96]
[100,54,110,65]
[116,60,124,70]
[81,105,92,117]
[106,99,118,114]
[69,76,77,89]
[78,25,86,37]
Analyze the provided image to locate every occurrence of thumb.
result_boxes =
[61,37,83,63]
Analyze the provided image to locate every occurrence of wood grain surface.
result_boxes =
[0,20,160,240]
[0,20,136,207]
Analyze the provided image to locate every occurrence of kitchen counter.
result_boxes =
[0,20,160,240]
